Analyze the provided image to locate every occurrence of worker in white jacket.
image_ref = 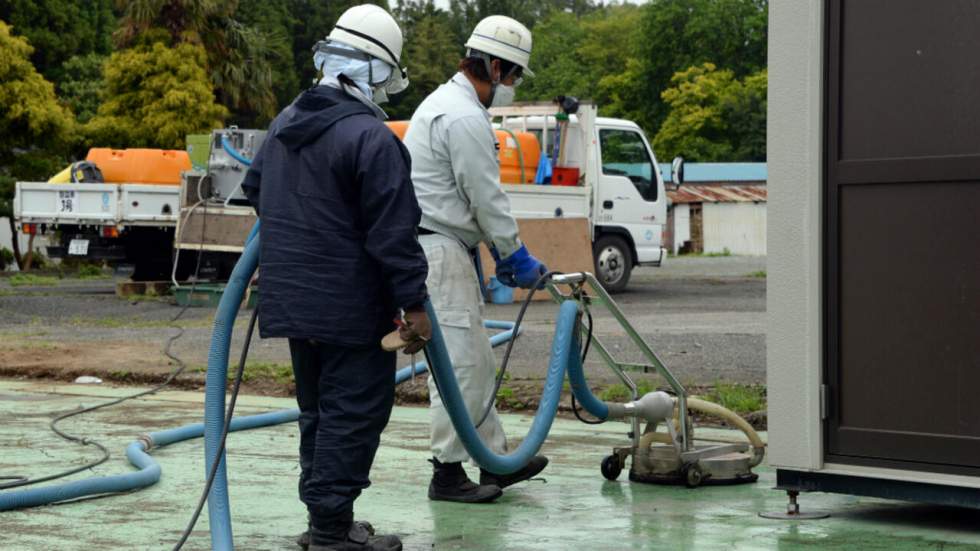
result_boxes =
[404,15,550,504]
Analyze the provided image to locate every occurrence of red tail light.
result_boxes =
[22,223,37,235]
[102,226,120,238]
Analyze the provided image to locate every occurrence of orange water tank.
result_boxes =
[383,122,541,184]
[86,148,191,185]
[496,130,541,184]
[385,121,410,141]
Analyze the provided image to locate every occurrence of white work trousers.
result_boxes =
[421,234,507,463]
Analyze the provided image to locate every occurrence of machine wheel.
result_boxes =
[593,235,632,293]
[682,464,704,488]
[601,454,623,481]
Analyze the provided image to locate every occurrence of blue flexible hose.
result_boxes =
[203,226,260,549]
[221,135,253,166]
[423,299,608,475]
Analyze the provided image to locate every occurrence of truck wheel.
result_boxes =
[594,235,632,293]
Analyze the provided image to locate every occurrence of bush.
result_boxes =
[0,247,13,270]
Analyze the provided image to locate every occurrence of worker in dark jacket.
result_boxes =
[242,6,427,551]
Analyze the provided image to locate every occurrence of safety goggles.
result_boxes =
[312,40,409,95]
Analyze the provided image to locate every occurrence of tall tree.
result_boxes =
[85,41,228,149]
[287,0,388,95]
[387,0,461,120]
[517,4,642,110]
[0,0,115,82]
[446,0,595,45]
[235,0,300,115]
[652,63,767,162]
[0,21,74,270]
[114,0,278,121]
[630,0,767,133]
[58,54,107,124]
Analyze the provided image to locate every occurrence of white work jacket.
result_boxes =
[404,73,521,257]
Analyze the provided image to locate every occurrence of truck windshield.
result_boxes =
[599,129,657,202]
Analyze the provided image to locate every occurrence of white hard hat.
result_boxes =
[326,4,408,94]
[465,15,534,77]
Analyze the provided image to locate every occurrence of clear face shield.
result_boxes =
[312,39,408,103]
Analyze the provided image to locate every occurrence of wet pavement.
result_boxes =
[3,380,979,550]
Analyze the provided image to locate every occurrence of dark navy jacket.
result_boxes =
[242,86,428,347]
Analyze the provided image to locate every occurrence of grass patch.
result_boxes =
[232,362,294,384]
[703,247,732,257]
[747,270,767,278]
[7,340,59,351]
[679,247,733,258]
[9,274,59,287]
[598,380,656,402]
[703,382,766,415]
[77,264,109,280]
[70,316,173,329]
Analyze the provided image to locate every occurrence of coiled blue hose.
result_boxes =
[424,299,608,475]
[0,319,516,513]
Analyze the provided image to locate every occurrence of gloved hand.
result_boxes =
[399,308,432,354]
[492,245,548,289]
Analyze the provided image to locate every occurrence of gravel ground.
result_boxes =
[0,256,766,390]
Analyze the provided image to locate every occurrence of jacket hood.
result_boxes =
[274,86,374,151]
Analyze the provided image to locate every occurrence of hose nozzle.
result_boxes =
[605,391,674,423]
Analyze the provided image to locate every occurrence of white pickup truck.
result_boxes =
[13,181,181,279]
[14,103,682,290]
[493,102,683,291]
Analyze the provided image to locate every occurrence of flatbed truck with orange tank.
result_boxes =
[174,102,684,292]
[12,148,191,280]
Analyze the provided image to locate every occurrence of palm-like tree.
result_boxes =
[115,0,277,120]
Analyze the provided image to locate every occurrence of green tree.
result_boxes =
[58,53,107,124]
[629,0,767,133]
[235,0,300,115]
[85,41,228,149]
[115,0,278,121]
[446,0,595,46]
[0,21,74,269]
[0,0,115,81]
[652,63,767,162]
[386,0,461,120]
[518,4,642,109]
[287,0,388,97]
[515,11,586,102]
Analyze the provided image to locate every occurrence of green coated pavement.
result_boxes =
[2,379,979,550]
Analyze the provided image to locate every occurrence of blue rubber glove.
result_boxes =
[492,245,548,289]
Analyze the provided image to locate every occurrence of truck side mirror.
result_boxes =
[671,156,685,187]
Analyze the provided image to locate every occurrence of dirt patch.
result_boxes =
[0,340,173,379]
[0,341,766,429]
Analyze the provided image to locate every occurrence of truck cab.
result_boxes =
[593,117,668,290]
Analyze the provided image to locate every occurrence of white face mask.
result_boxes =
[491,84,516,107]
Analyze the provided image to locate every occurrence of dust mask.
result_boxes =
[490,84,516,107]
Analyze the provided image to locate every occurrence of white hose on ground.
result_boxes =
[638,397,765,467]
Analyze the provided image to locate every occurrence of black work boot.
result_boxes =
[480,455,549,489]
[309,519,399,551]
[428,457,502,503]
[297,520,375,549]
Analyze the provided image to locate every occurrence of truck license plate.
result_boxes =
[68,239,89,256]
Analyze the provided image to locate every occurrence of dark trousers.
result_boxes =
[289,338,396,527]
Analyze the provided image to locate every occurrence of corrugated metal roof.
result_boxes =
[667,184,768,204]
[658,162,767,183]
